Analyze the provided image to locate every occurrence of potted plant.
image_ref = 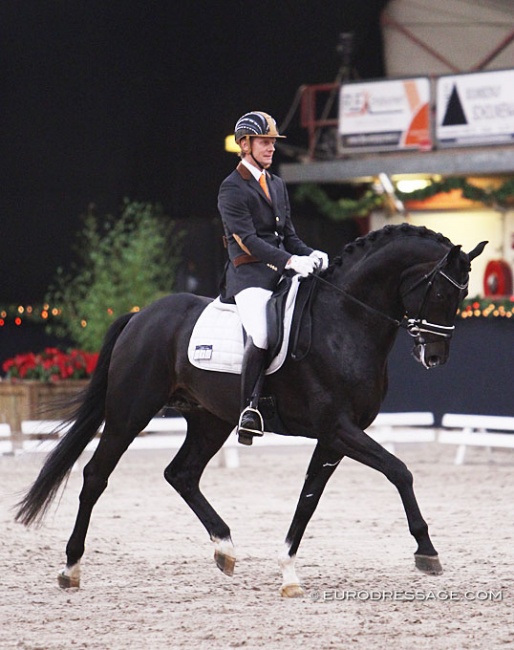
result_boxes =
[0,348,99,432]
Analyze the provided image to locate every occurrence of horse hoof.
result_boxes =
[214,550,236,576]
[57,571,80,589]
[415,554,443,575]
[280,583,305,598]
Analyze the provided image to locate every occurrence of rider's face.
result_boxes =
[244,137,276,169]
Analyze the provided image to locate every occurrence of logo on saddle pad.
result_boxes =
[187,276,301,375]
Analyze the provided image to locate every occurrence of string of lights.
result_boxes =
[1,296,512,328]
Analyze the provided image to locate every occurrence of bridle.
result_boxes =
[401,250,468,341]
[312,250,468,341]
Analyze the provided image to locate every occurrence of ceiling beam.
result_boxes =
[279,146,514,184]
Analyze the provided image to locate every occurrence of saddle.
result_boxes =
[187,274,319,435]
[188,275,313,374]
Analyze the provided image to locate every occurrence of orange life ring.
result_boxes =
[483,260,513,296]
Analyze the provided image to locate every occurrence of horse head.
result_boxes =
[400,240,487,369]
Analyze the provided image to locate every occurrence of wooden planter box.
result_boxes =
[0,380,89,432]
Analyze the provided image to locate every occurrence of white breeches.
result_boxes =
[235,287,273,350]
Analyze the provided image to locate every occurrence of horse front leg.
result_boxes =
[163,411,236,576]
[280,442,343,598]
[332,423,443,576]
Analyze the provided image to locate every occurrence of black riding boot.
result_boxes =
[237,339,268,446]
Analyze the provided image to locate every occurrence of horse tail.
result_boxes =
[15,312,136,527]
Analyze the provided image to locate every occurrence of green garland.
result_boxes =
[295,177,514,221]
[295,184,383,219]
[397,177,514,206]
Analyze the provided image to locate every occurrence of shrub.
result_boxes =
[46,200,182,351]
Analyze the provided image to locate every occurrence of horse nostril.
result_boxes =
[427,356,441,368]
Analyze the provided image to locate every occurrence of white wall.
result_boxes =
[503,210,514,264]
[383,0,514,77]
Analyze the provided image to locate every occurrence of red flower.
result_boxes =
[84,352,99,374]
[1,348,99,382]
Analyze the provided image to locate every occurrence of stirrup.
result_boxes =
[237,407,264,437]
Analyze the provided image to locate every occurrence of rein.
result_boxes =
[311,250,468,340]
[289,271,401,364]
[312,273,402,328]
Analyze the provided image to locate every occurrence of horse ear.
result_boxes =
[468,241,488,261]
[445,245,461,265]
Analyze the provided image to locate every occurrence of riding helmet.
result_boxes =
[234,111,286,143]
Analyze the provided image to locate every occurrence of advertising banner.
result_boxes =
[436,69,514,147]
[338,77,431,153]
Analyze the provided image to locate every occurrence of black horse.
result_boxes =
[16,224,486,597]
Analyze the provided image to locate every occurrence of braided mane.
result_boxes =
[328,223,453,272]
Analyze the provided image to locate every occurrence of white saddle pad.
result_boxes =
[188,276,301,375]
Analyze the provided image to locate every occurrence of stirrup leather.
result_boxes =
[237,406,264,436]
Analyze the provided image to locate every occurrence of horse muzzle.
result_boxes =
[412,339,450,369]
[407,318,454,369]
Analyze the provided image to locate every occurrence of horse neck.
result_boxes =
[334,237,446,322]
[334,252,405,322]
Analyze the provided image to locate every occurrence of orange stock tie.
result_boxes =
[259,173,271,200]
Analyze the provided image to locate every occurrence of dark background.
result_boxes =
[2,2,512,423]
[0,0,389,304]
[382,319,514,424]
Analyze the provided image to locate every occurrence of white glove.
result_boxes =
[286,255,318,277]
[309,249,329,271]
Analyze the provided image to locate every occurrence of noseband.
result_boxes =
[401,251,468,340]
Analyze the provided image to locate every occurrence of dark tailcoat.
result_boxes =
[218,162,313,299]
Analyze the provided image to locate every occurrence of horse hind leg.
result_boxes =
[58,425,139,588]
[163,410,236,576]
